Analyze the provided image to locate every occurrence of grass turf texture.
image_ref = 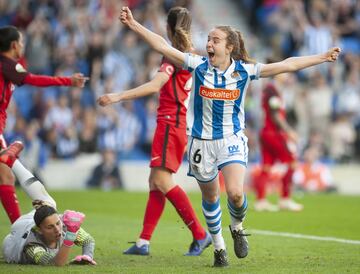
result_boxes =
[0,190,359,273]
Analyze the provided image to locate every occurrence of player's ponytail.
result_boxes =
[216,26,255,63]
[167,7,192,52]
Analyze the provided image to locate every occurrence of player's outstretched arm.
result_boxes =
[260,47,341,78]
[120,6,185,67]
[97,71,169,106]
[23,72,89,88]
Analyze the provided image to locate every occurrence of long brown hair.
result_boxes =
[167,7,192,52]
[215,26,255,63]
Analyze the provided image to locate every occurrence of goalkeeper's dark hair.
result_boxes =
[33,200,57,227]
[167,6,192,52]
[0,26,20,52]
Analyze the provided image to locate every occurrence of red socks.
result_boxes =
[165,185,206,240]
[255,170,269,200]
[282,167,294,198]
[0,185,21,223]
[140,190,166,240]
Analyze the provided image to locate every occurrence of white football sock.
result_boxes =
[12,160,56,208]
[136,238,150,247]
[212,232,226,251]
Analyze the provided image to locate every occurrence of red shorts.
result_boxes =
[260,130,295,165]
[150,122,187,173]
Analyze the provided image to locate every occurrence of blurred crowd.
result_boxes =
[0,0,197,173]
[238,0,360,164]
[0,0,359,180]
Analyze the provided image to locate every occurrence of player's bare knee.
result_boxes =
[0,171,15,185]
[228,193,243,207]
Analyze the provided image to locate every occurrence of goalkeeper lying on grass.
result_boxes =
[1,141,96,266]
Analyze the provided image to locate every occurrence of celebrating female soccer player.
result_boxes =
[0,26,89,224]
[1,141,96,266]
[97,7,211,256]
[119,6,340,267]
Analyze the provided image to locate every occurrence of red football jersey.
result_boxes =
[0,55,28,134]
[0,54,73,134]
[157,58,192,128]
[261,82,286,132]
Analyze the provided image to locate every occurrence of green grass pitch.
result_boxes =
[0,190,359,273]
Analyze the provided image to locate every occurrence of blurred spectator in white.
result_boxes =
[116,101,141,156]
[86,149,123,191]
[25,12,51,74]
[329,113,356,162]
[306,71,333,144]
[44,94,73,135]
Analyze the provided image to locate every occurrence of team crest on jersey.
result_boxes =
[15,63,27,73]
[199,85,240,100]
[231,71,242,80]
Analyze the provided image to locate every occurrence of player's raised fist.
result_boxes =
[325,47,341,62]
[119,7,135,27]
[71,73,89,88]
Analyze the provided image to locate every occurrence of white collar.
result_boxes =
[207,58,236,77]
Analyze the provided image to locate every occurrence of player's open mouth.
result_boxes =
[208,52,215,59]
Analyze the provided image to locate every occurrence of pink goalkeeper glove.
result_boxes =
[63,210,85,232]
[62,210,85,247]
[70,255,97,265]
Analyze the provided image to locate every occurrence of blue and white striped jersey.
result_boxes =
[183,53,262,140]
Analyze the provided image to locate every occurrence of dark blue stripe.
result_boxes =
[228,195,248,213]
[191,61,208,138]
[203,209,222,220]
[202,198,220,211]
[209,228,221,235]
[218,160,247,170]
[187,137,194,177]
[207,221,221,228]
[212,71,224,139]
[232,61,249,133]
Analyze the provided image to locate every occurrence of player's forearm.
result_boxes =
[129,20,169,55]
[118,82,160,101]
[280,54,328,72]
[53,245,72,266]
[128,20,184,66]
[25,245,70,266]
[23,73,72,87]
[261,54,327,77]
[75,227,95,259]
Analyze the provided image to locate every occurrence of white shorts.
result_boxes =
[187,131,249,183]
[2,211,35,263]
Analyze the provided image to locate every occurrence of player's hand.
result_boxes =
[62,210,85,233]
[70,255,97,265]
[71,73,89,88]
[287,129,299,144]
[324,47,341,62]
[96,94,119,107]
[119,6,135,27]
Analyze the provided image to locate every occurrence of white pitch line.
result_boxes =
[247,229,360,245]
